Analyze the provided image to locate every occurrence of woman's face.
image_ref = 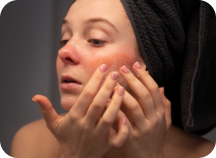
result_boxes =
[57,0,145,110]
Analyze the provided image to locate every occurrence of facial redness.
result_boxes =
[83,45,140,87]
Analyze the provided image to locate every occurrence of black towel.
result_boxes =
[60,0,216,134]
[121,0,216,133]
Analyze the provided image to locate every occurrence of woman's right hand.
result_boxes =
[32,64,129,158]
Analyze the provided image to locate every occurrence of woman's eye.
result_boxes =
[88,39,105,47]
[59,40,69,47]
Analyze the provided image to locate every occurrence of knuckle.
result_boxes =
[114,142,122,148]
[69,113,80,121]
[122,128,129,136]
[130,103,140,111]
[141,122,153,134]
[136,89,146,98]
[145,127,153,135]
[111,99,121,106]
[92,100,103,109]
[141,92,151,99]
[159,108,165,116]
[79,120,90,129]
[128,76,137,83]
[141,126,151,135]
[130,131,140,140]
[101,118,112,126]
[83,89,95,98]
[95,73,103,81]
[149,85,159,93]
[151,116,161,126]
[104,83,114,92]
[122,130,129,138]
[111,141,120,148]
[119,125,129,134]
[83,123,91,131]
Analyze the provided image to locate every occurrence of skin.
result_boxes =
[57,0,144,111]
[10,0,215,158]
[35,0,171,158]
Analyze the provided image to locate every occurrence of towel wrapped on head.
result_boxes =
[121,0,216,133]
[60,0,216,134]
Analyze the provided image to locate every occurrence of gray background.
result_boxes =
[0,0,215,156]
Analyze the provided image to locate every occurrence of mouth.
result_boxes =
[62,80,79,83]
[61,75,81,90]
[61,75,80,84]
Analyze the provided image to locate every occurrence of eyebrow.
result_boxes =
[62,20,69,27]
[62,18,119,32]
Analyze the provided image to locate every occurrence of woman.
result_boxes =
[10,0,215,158]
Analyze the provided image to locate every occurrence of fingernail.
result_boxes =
[121,66,129,74]
[111,72,119,80]
[99,64,107,72]
[117,86,124,96]
[134,62,141,69]
[122,118,127,125]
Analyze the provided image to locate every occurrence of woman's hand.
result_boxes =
[115,62,172,158]
[32,64,129,158]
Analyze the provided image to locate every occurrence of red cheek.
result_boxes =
[84,51,137,74]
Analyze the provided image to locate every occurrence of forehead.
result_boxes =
[65,0,128,27]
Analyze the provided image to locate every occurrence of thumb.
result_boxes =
[32,95,62,132]
[159,87,172,130]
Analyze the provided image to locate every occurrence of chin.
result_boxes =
[60,95,78,111]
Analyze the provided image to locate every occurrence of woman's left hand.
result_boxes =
[116,62,172,158]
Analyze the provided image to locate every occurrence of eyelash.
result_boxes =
[87,39,105,47]
[59,39,105,47]
[59,40,69,47]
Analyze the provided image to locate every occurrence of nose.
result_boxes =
[58,41,80,65]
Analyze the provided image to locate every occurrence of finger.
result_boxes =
[107,115,129,148]
[121,88,147,130]
[159,88,172,129]
[120,65,156,119]
[32,95,62,132]
[95,86,124,135]
[104,94,133,131]
[85,71,119,125]
[133,62,164,114]
[106,90,128,148]
[71,64,107,118]
[94,98,111,124]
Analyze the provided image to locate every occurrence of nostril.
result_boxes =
[65,57,73,62]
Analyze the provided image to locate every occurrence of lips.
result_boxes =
[60,75,81,90]
[61,75,80,84]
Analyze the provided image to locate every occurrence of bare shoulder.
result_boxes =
[194,137,215,157]
[163,125,215,158]
[10,113,67,158]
